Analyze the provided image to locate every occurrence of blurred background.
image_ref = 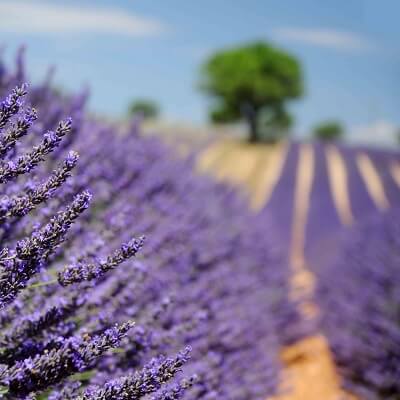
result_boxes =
[1,0,400,146]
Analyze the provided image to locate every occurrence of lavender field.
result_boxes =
[0,48,399,399]
[0,2,399,398]
[199,138,400,399]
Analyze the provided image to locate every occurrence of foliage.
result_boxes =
[200,41,303,142]
[313,121,343,141]
[129,99,159,119]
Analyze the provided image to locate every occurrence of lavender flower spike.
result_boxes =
[78,347,191,400]
[0,118,72,184]
[0,107,37,158]
[0,295,84,360]
[48,382,82,400]
[150,376,198,400]
[0,84,28,130]
[0,191,91,307]
[0,322,134,397]
[16,190,91,261]
[0,151,79,221]
[58,236,145,286]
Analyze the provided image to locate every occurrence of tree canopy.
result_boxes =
[200,41,303,142]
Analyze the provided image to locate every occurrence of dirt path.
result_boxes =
[390,160,400,187]
[356,153,389,211]
[325,145,354,226]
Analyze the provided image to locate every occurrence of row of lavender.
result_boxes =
[310,144,400,399]
[317,210,400,399]
[307,143,400,263]
[0,51,303,399]
[261,141,400,258]
[261,141,400,399]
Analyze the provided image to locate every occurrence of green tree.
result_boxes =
[200,41,303,142]
[129,99,160,120]
[313,121,344,141]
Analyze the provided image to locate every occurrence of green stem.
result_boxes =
[28,279,57,289]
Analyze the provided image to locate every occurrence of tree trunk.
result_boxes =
[248,113,258,143]
[241,102,259,143]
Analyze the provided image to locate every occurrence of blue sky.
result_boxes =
[0,0,399,139]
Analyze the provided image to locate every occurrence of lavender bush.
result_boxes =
[0,50,302,399]
[317,210,400,399]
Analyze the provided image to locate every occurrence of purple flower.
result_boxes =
[0,191,91,307]
[0,322,134,396]
[0,84,28,130]
[0,151,79,221]
[0,118,72,184]
[79,347,191,400]
[58,236,145,286]
[0,107,37,157]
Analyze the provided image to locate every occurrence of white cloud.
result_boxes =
[347,120,399,147]
[273,27,375,52]
[0,1,167,36]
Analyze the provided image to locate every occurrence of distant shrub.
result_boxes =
[313,121,343,141]
[129,99,160,119]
